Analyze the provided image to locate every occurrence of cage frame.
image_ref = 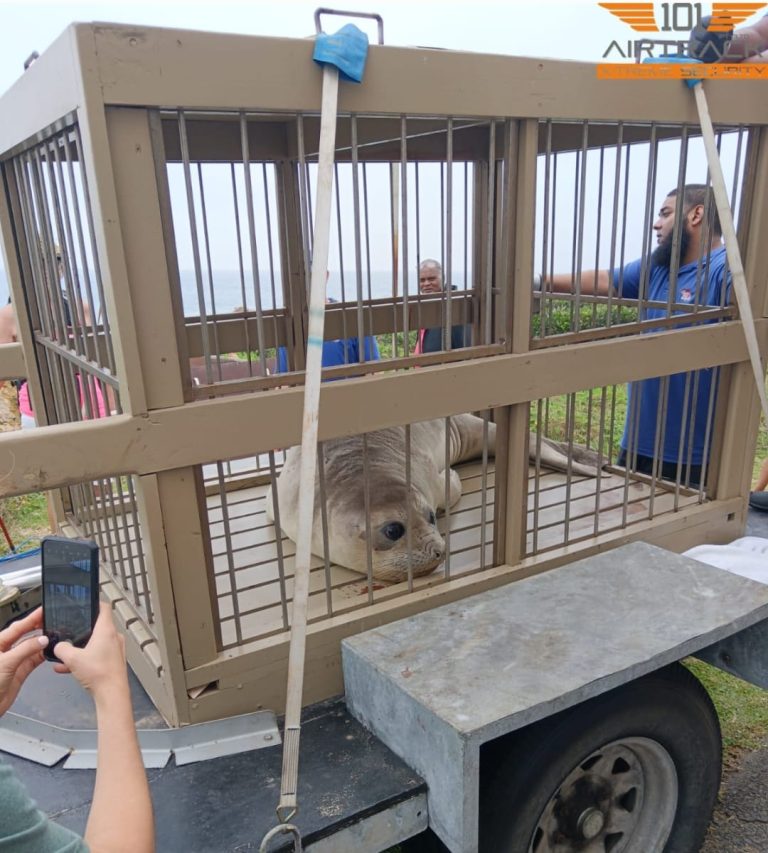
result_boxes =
[0,22,766,725]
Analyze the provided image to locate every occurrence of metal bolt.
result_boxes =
[577,807,605,840]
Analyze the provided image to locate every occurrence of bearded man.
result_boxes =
[541,184,729,488]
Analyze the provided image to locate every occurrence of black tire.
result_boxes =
[479,663,721,853]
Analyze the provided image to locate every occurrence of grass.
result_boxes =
[753,409,768,483]
[0,492,49,555]
[684,659,768,765]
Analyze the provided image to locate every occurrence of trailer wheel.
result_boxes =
[479,663,721,853]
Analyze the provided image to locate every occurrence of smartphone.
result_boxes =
[41,536,99,662]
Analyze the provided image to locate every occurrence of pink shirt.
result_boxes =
[18,377,107,420]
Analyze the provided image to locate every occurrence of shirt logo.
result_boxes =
[680,287,694,302]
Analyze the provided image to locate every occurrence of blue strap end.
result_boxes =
[313,24,369,83]
[642,54,704,87]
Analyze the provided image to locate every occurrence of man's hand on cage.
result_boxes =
[688,15,732,63]
[532,273,543,314]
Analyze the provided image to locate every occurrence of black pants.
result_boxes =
[617,449,703,489]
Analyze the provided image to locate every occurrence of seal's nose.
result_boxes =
[429,542,445,561]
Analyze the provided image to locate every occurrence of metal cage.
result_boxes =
[0,23,765,725]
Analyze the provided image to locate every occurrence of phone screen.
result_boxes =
[42,537,98,660]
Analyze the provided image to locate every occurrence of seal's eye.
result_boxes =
[381,522,405,542]
[427,510,436,526]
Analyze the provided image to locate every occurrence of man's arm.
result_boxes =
[0,303,17,345]
[690,14,768,63]
[727,16,768,62]
[55,603,154,853]
[542,270,612,297]
[0,304,19,387]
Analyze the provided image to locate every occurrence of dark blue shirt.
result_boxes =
[612,248,730,464]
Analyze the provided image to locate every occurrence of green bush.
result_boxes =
[376,331,419,359]
[533,302,638,337]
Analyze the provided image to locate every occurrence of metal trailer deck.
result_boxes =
[3,678,427,853]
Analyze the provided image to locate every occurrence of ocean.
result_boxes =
[0,268,440,316]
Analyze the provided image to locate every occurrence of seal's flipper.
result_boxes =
[530,434,603,478]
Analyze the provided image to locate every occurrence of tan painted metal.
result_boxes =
[0,343,26,379]
[0,321,758,495]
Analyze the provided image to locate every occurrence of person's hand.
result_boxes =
[0,607,48,716]
[53,602,128,703]
[689,15,732,63]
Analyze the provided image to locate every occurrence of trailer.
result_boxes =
[0,18,767,852]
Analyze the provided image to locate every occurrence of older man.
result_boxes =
[415,259,471,353]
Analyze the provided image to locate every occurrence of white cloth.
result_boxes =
[683,537,768,585]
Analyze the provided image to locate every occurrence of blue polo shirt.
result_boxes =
[612,248,730,465]
[276,335,380,375]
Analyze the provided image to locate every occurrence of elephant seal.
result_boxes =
[266,415,601,583]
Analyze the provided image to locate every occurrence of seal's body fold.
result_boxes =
[266,414,601,582]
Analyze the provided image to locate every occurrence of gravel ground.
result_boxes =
[701,741,768,853]
[0,383,19,430]
[699,507,768,852]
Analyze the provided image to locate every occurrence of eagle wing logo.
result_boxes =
[708,3,767,31]
[599,2,766,33]
[598,2,658,32]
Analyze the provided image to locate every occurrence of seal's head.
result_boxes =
[327,479,445,583]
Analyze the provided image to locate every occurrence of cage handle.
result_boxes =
[314,7,384,44]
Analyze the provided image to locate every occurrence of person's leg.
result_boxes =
[659,459,703,489]
[750,458,768,511]
[754,457,768,492]
[617,448,656,476]
[619,450,702,487]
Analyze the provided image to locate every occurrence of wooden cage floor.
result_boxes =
[205,461,703,648]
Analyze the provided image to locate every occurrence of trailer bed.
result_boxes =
[3,681,426,852]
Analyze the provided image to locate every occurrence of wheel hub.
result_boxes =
[528,737,678,852]
[577,807,605,840]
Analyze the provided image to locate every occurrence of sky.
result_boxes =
[0,0,613,80]
[0,0,763,306]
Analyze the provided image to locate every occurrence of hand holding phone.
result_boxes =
[52,601,128,699]
[41,536,99,662]
[0,607,48,715]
